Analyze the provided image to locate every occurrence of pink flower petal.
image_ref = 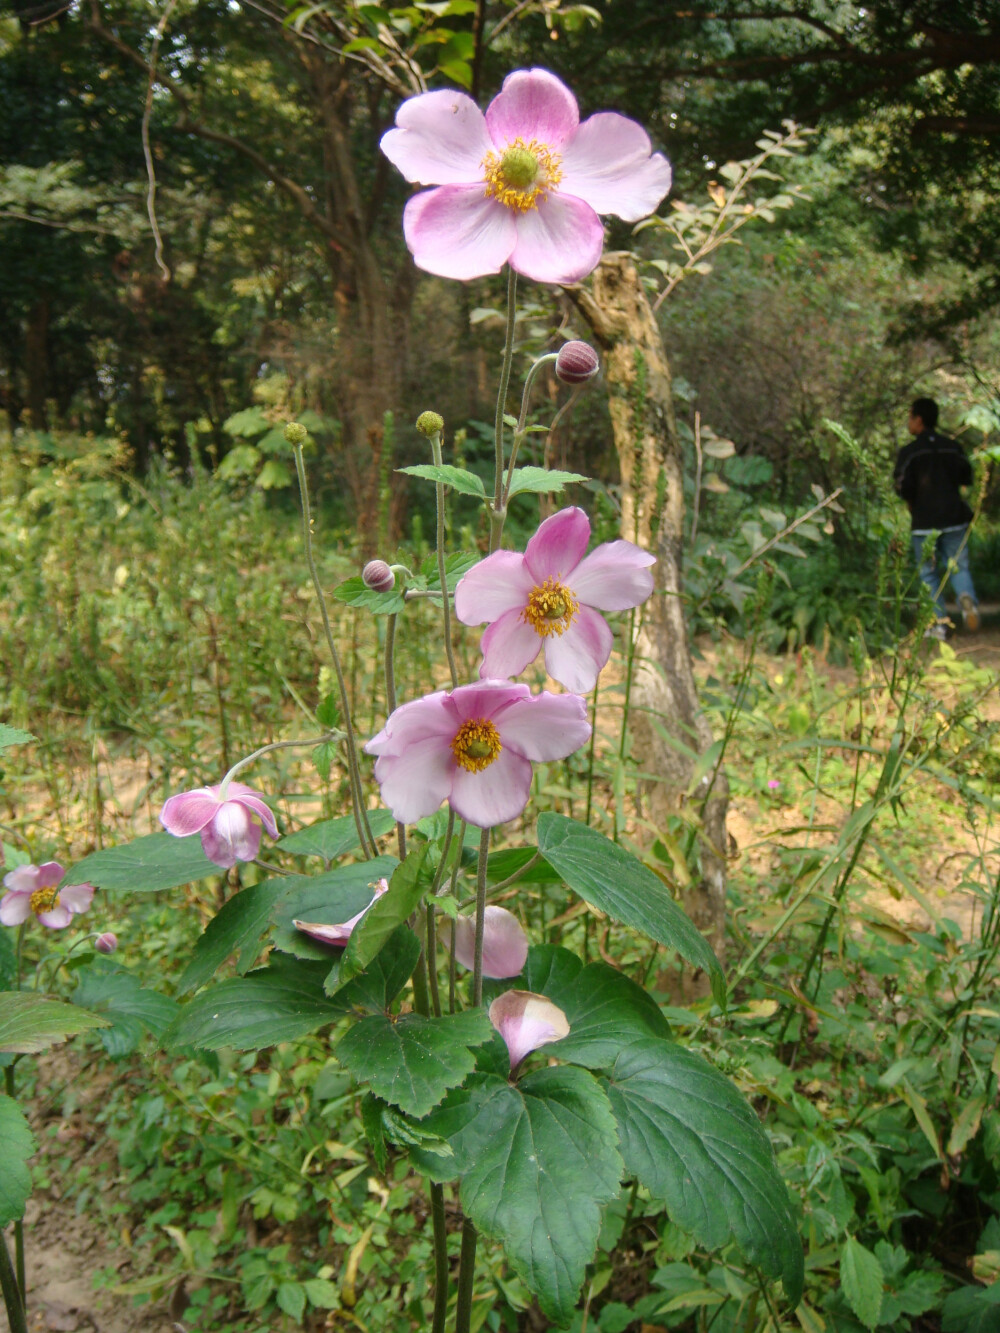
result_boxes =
[34,861,66,889]
[403,185,517,280]
[454,551,534,625]
[485,68,579,149]
[372,736,456,825]
[2,865,42,894]
[479,609,543,681]
[451,906,529,979]
[488,989,569,1070]
[160,787,221,837]
[567,539,656,610]
[59,883,94,915]
[226,783,279,837]
[493,690,591,761]
[542,605,614,694]
[36,905,73,929]
[366,691,454,756]
[449,746,533,828]
[380,89,493,184]
[524,507,591,582]
[0,891,32,926]
[509,193,605,284]
[447,679,531,725]
[559,112,672,221]
[200,803,262,869]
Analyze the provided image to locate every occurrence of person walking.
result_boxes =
[893,396,980,638]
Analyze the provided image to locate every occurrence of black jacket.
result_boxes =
[893,430,973,530]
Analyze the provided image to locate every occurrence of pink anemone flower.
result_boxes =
[380,67,671,284]
[449,906,528,979]
[489,990,570,1073]
[455,506,656,694]
[160,782,278,870]
[0,863,94,929]
[294,878,389,947]
[365,679,590,828]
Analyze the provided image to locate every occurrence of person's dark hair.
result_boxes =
[911,397,938,430]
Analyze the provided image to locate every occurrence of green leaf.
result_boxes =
[0,1094,35,1225]
[333,574,408,615]
[278,809,395,862]
[337,1009,492,1117]
[270,857,398,962]
[255,458,293,489]
[840,1237,884,1329]
[942,1283,1000,1333]
[73,963,179,1058]
[277,1281,306,1321]
[162,956,346,1050]
[397,463,486,498]
[334,925,421,1013]
[422,1067,623,1323]
[303,1277,340,1309]
[507,467,589,497]
[523,945,671,1067]
[606,1039,802,1304]
[0,992,110,1054]
[360,1093,388,1175]
[536,815,725,1007]
[422,549,481,592]
[0,724,36,751]
[63,832,222,893]
[222,406,269,437]
[337,845,429,986]
[178,878,291,994]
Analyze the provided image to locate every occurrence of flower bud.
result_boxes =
[415,411,444,437]
[95,932,118,955]
[555,341,600,385]
[283,421,308,446]
[362,559,395,593]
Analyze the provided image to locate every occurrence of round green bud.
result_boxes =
[283,422,308,446]
[416,411,445,437]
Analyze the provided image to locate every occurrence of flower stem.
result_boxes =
[292,441,376,859]
[455,1216,478,1333]
[471,827,491,1006]
[218,733,340,798]
[0,1228,27,1333]
[490,266,518,553]
[430,1182,449,1333]
[429,434,459,688]
[500,352,558,509]
[384,612,407,862]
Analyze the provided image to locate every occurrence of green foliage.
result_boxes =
[0,992,109,1054]
[0,1094,35,1226]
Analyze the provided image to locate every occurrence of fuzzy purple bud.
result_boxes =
[555,341,600,385]
[362,560,395,593]
[95,932,118,954]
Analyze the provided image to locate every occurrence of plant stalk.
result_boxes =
[489,266,518,553]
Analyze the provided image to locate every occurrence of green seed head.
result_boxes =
[283,422,308,446]
[501,146,539,190]
[416,411,444,437]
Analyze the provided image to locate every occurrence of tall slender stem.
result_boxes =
[292,442,375,858]
[430,1182,450,1333]
[500,352,558,509]
[471,827,491,1005]
[429,435,459,687]
[455,1217,478,1333]
[384,612,407,862]
[0,1227,27,1333]
[490,266,518,553]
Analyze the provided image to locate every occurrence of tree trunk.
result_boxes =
[571,253,728,983]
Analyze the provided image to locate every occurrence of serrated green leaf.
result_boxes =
[277,1281,306,1321]
[0,1094,35,1225]
[270,857,398,963]
[73,963,178,1058]
[222,406,269,437]
[178,878,291,994]
[423,1067,622,1322]
[536,815,725,1007]
[0,724,36,751]
[334,925,421,1013]
[63,833,222,892]
[338,1009,491,1117]
[278,809,395,862]
[942,1283,1000,1333]
[507,467,589,497]
[606,1039,802,1304]
[361,1093,389,1175]
[303,1277,340,1308]
[398,463,486,498]
[840,1237,884,1329]
[0,992,109,1054]
[333,575,407,615]
[337,845,429,985]
[422,549,481,592]
[523,945,670,1067]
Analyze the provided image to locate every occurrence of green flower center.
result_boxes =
[500,146,539,190]
[452,719,503,773]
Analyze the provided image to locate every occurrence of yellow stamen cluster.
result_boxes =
[482,138,562,213]
[522,578,579,638]
[452,719,503,773]
[29,886,60,916]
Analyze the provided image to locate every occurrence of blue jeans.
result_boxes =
[911,525,978,621]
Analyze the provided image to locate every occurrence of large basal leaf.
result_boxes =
[333,925,421,1014]
[0,992,109,1054]
[62,832,222,892]
[178,878,292,994]
[162,956,347,1051]
[73,963,180,1058]
[277,809,396,863]
[337,845,429,986]
[506,466,589,497]
[522,945,671,1068]
[337,1009,492,1118]
[606,1038,803,1305]
[423,1066,623,1324]
[397,462,486,498]
[536,814,725,1007]
[270,857,399,963]
[0,1093,35,1225]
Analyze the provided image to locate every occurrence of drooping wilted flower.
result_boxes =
[449,906,528,979]
[160,782,278,869]
[489,989,569,1071]
[0,863,94,930]
[380,68,671,284]
[294,878,389,947]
